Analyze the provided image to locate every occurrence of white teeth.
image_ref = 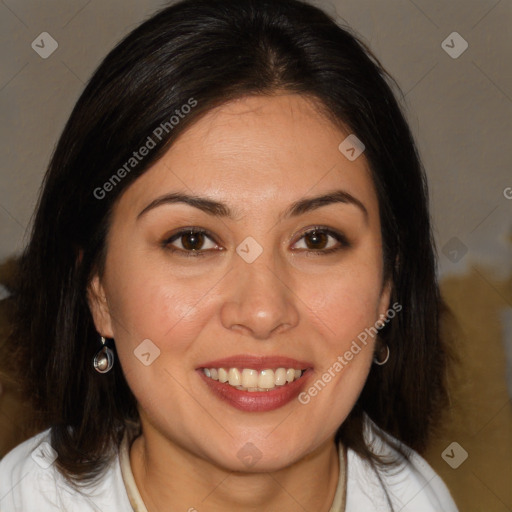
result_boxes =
[228,368,241,386]
[242,369,259,388]
[258,369,275,389]
[274,368,287,386]
[203,367,305,391]
[218,368,228,383]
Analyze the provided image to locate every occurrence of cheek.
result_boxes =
[104,252,218,364]
[105,264,217,427]
[301,261,385,346]
[294,253,384,414]
[295,270,380,430]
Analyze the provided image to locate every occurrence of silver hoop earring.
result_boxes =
[373,343,390,366]
[93,336,115,374]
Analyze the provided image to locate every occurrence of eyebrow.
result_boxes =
[137,189,368,222]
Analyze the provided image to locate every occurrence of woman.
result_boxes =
[0,0,458,510]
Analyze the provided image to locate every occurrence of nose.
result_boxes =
[219,248,300,340]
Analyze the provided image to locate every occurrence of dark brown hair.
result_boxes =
[11,0,451,484]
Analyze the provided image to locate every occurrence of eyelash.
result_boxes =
[161,226,350,258]
[161,227,219,258]
[294,227,350,255]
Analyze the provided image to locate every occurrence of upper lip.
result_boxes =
[198,354,312,371]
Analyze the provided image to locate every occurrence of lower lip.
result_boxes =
[197,369,312,412]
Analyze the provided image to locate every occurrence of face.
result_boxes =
[88,94,391,472]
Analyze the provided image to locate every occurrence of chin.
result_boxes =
[201,435,312,474]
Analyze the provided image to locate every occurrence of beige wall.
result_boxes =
[0,0,511,509]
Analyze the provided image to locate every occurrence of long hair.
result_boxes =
[10,0,451,483]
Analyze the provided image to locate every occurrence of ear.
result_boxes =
[87,274,115,338]
[377,277,393,321]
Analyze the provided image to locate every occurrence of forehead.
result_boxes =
[116,94,379,221]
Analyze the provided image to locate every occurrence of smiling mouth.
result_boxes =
[201,367,306,392]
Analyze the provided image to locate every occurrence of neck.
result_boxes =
[129,424,341,512]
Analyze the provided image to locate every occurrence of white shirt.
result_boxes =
[0,421,458,511]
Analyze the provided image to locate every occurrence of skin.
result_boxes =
[88,93,391,511]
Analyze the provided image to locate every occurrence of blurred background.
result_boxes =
[0,0,511,510]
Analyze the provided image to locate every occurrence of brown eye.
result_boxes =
[292,227,349,254]
[180,231,206,251]
[304,230,329,250]
[163,228,219,255]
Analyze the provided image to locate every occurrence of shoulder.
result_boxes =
[345,418,459,512]
[0,429,132,512]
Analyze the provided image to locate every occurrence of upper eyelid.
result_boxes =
[293,225,343,239]
[278,224,348,244]
[162,228,219,257]
[164,227,217,242]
